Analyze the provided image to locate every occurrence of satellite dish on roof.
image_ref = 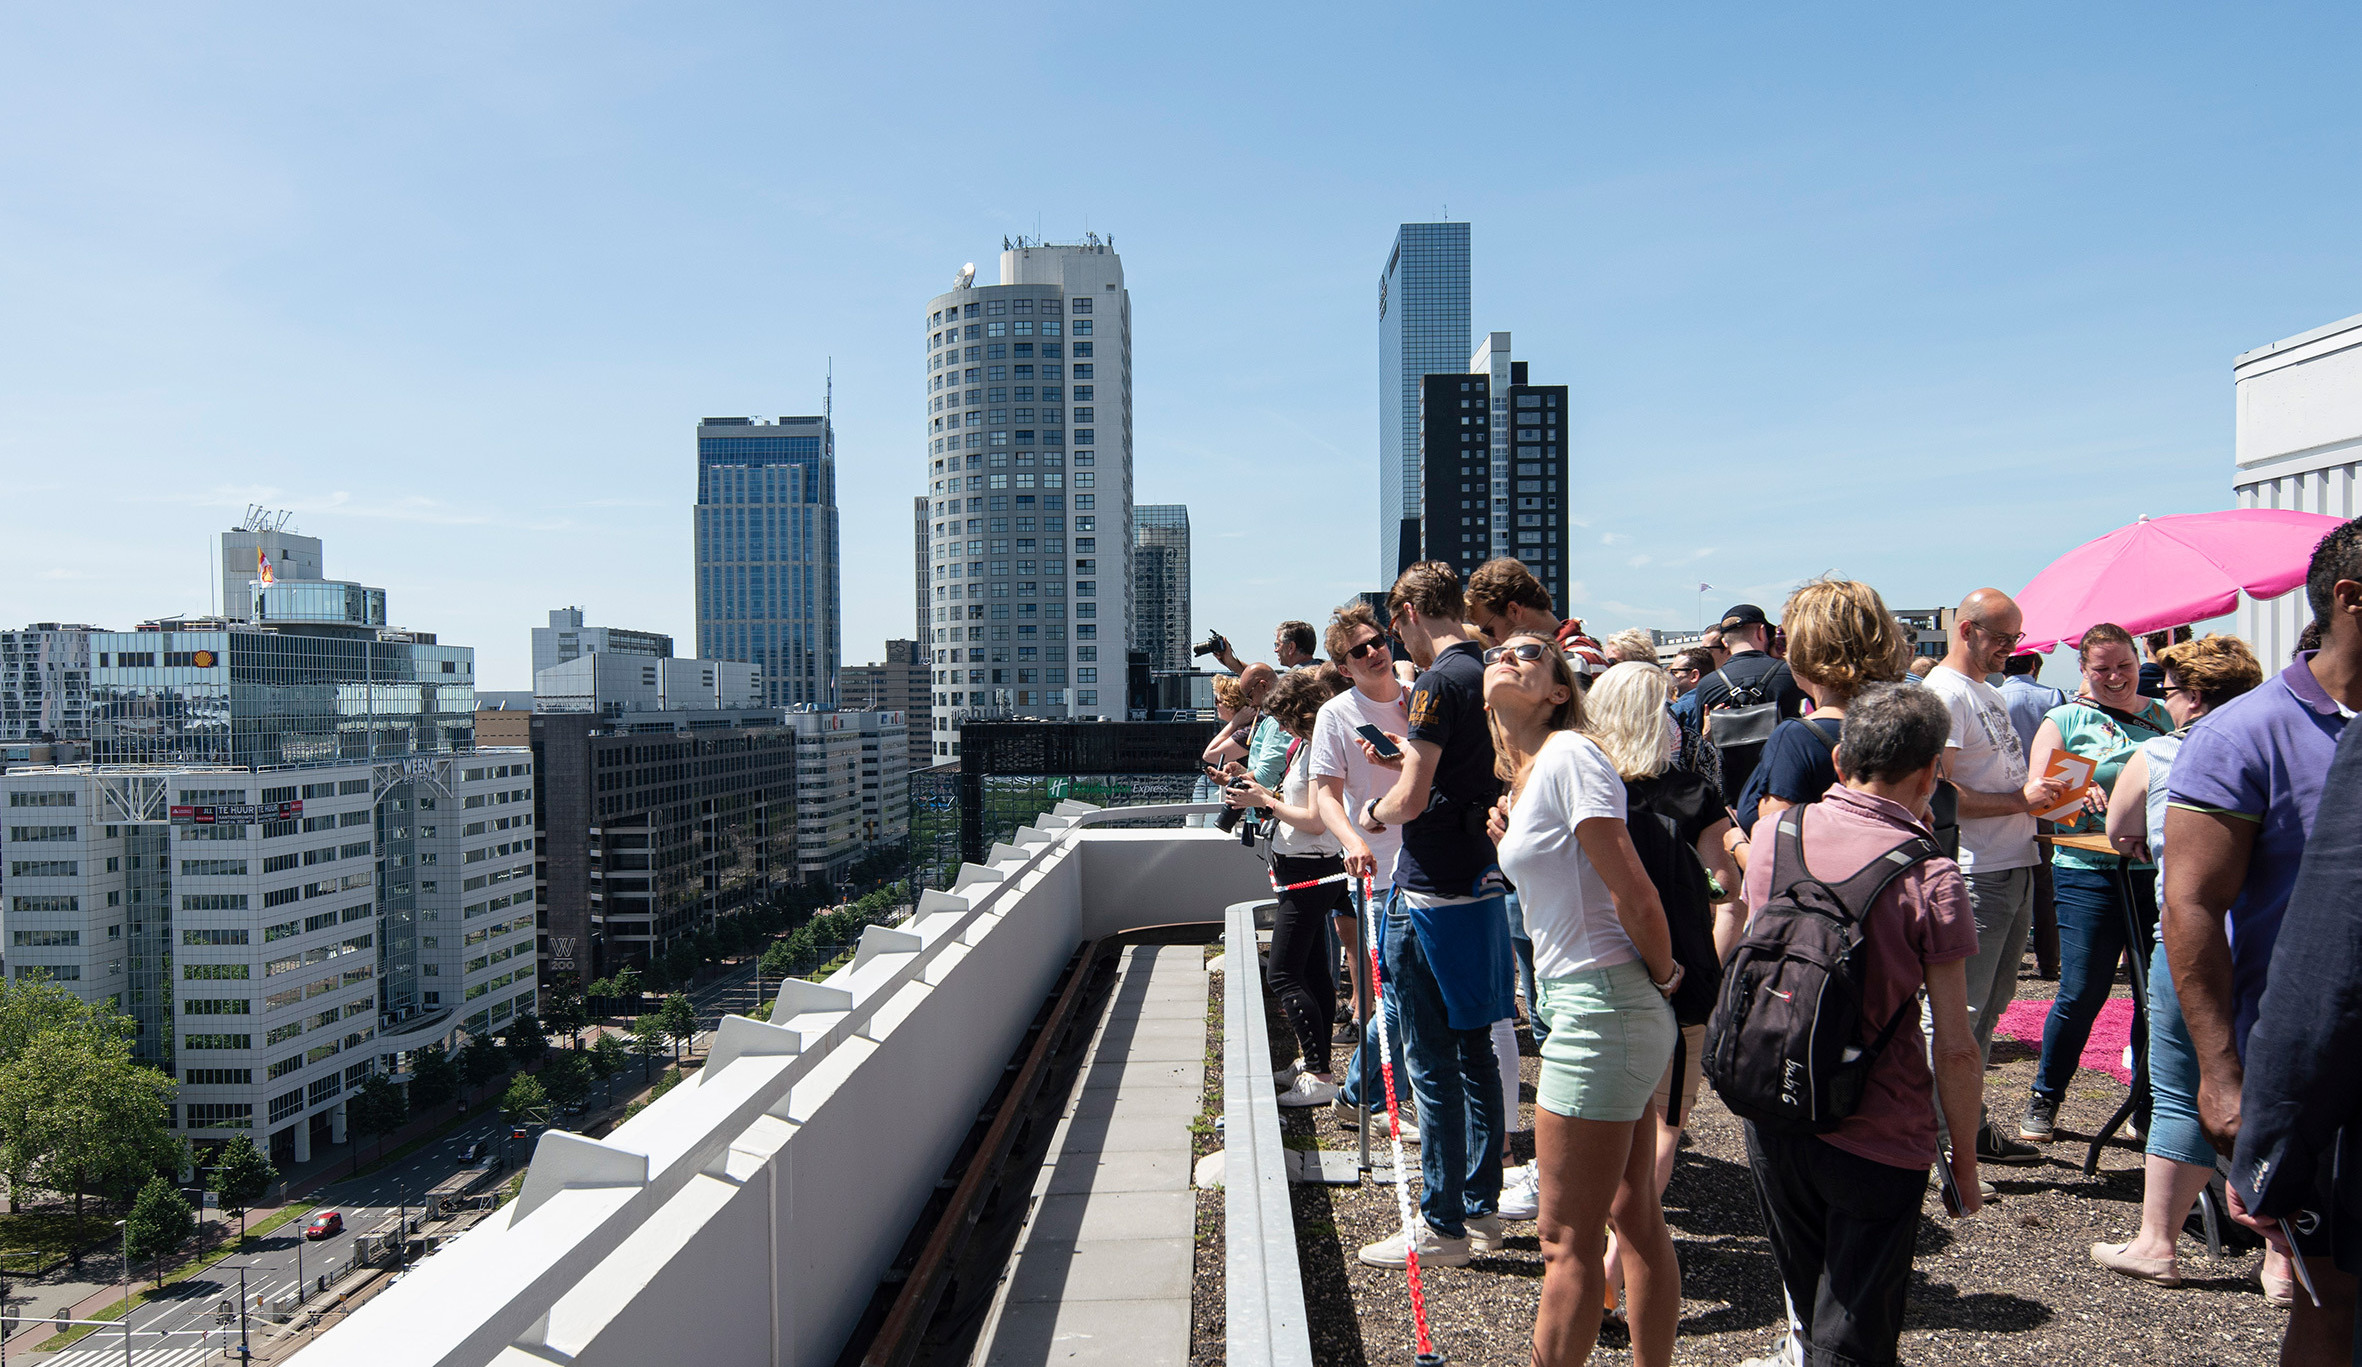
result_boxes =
[955,262,976,289]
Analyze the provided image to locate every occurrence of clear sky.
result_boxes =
[4,4,2357,689]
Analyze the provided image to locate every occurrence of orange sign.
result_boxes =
[2034,752,2097,822]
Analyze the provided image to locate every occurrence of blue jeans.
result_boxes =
[2143,939,2213,1168]
[1507,891,1544,1045]
[2034,864,2157,1100]
[1384,892,1504,1238]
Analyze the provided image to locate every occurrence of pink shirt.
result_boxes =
[1741,785,1978,1170]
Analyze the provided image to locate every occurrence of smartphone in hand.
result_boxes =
[1354,724,1403,760]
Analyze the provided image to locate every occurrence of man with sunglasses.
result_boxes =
[1310,602,1415,1132]
[1354,561,1515,1269]
[1924,588,2069,1167]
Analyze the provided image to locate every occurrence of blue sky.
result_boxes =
[3,4,2357,688]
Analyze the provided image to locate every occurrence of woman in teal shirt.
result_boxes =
[2015,623,2174,1144]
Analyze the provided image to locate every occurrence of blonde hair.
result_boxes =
[1486,635,1587,787]
[2157,634,2263,709]
[1604,628,1657,664]
[1211,675,1246,711]
[1583,661,1678,779]
[1781,578,1910,702]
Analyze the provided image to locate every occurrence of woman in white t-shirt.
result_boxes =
[1225,669,1351,1107]
[1482,635,1683,1367]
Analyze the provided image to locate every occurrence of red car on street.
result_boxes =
[304,1211,343,1240]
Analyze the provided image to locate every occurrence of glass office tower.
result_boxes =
[694,415,844,709]
[1131,504,1191,673]
[1377,222,1472,585]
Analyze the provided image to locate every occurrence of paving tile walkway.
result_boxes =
[977,943,1208,1367]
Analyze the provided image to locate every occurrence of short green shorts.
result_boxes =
[1535,960,1678,1123]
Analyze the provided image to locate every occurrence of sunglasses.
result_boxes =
[1483,642,1550,665]
[1346,638,1390,661]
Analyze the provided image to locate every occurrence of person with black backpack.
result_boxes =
[1707,683,1985,1367]
[1691,603,1809,809]
[1483,635,1684,1367]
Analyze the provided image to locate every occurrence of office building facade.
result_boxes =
[2,624,99,742]
[1418,334,1572,614]
[0,539,537,1163]
[840,640,929,777]
[1131,505,1191,673]
[695,415,842,710]
[532,607,672,678]
[920,235,1133,759]
[1378,222,1472,584]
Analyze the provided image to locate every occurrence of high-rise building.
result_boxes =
[694,414,842,710]
[920,235,1133,759]
[1418,334,1572,612]
[531,607,672,677]
[219,507,323,621]
[840,640,930,776]
[1,624,99,742]
[1131,505,1191,673]
[1,541,533,1166]
[1378,222,1472,584]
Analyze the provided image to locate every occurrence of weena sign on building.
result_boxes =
[169,801,304,824]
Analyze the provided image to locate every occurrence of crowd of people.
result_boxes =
[1197,518,2362,1367]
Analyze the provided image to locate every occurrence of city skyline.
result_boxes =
[6,8,2362,686]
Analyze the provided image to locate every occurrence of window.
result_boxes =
[1074,363,1094,378]
[181,894,249,911]
[184,1068,252,1086]
[184,962,249,980]
[11,929,78,946]
[185,1034,253,1050]
[7,826,75,842]
[1070,298,1092,313]
[10,895,77,913]
[7,791,74,807]
[183,999,251,1016]
[1072,320,1092,335]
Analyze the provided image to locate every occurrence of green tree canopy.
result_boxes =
[125,1173,194,1286]
[499,1073,550,1129]
[655,994,698,1062]
[0,1023,176,1217]
[542,988,587,1048]
[461,1034,508,1090]
[588,1032,626,1099]
[503,1013,549,1066]
[409,1044,462,1118]
[209,1135,277,1240]
[541,1051,591,1112]
[349,1074,408,1163]
[608,966,642,1016]
[628,1017,668,1079]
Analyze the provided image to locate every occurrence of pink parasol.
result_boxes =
[2016,509,2349,654]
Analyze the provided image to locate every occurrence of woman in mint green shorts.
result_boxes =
[1485,634,1683,1367]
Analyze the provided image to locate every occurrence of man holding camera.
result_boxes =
[1204,621,1320,677]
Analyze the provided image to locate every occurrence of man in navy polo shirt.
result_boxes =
[1357,560,1513,1270]
[2166,516,2362,1363]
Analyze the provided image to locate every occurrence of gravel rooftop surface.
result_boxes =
[1258,953,2292,1366]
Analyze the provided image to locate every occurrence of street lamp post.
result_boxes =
[294,1219,303,1305]
[114,1217,130,1367]
[234,1264,252,1362]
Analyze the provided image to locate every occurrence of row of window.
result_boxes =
[931,362,1093,387]
[932,342,1094,368]
[930,296,1092,325]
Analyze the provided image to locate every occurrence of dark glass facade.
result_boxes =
[1419,369,1572,616]
[1379,222,1472,584]
[913,720,1216,888]
[90,626,474,768]
[694,417,843,709]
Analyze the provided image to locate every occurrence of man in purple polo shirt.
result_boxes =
[2165,516,2362,1364]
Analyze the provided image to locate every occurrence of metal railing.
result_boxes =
[1222,896,1315,1367]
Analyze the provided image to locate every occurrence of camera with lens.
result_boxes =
[1192,631,1229,660]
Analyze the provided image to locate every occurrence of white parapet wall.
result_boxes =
[2235,311,2362,661]
[297,805,1266,1367]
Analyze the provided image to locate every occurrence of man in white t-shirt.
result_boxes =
[1921,588,2066,1167]
[1310,602,1410,1121]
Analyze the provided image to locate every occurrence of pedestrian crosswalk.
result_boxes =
[43,1340,224,1367]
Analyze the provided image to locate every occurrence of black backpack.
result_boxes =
[1702,809,1940,1134]
[1622,781,1722,1028]
[1705,666,1781,807]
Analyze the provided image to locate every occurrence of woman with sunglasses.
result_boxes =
[2088,636,2278,1295]
[1481,634,1683,1367]
[2017,622,2173,1146]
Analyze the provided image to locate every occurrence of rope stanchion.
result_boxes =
[1268,869,1355,893]
[1363,874,1444,1366]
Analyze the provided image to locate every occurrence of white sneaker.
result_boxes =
[1498,1162,1540,1220]
[1737,1332,1803,1367]
[1276,1073,1340,1108]
[1274,1057,1306,1088]
[1464,1212,1506,1252]
[1358,1222,1471,1269]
